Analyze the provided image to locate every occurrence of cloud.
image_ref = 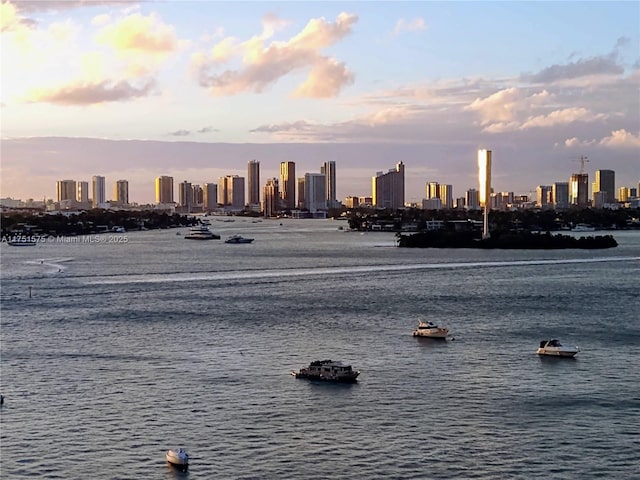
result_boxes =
[599,129,640,148]
[523,52,624,83]
[25,79,156,105]
[394,18,426,34]
[95,13,179,53]
[12,1,139,13]
[197,126,219,133]
[168,129,191,137]
[192,12,358,97]
[520,107,608,129]
[250,120,314,133]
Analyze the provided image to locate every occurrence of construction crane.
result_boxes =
[575,155,589,174]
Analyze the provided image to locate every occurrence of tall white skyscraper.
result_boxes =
[92,175,105,208]
[248,160,260,207]
[304,173,326,212]
[477,149,492,239]
[77,181,89,204]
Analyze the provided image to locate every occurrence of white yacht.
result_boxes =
[166,448,189,471]
[412,320,449,338]
[536,339,579,357]
[184,225,220,240]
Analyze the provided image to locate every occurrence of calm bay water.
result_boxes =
[1,219,639,479]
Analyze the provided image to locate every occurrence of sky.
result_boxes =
[1,0,639,205]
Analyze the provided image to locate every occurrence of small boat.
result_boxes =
[184,225,220,240]
[166,448,189,471]
[291,359,360,383]
[224,234,254,244]
[412,320,449,338]
[571,223,596,232]
[536,339,579,357]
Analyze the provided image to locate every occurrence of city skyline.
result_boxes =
[1,1,639,203]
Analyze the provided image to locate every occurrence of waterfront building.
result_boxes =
[570,173,589,207]
[297,177,306,209]
[248,160,260,207]
[455,197,466,209]
[92,175,106,208]
[358,196,373,206]
[477,149,492,239]
[592,191,608,209]
[77,181,89,204]
[594,169,615,203]
[203,183,218,211]
[422,197,442,210]
[263,178,279,218]
[305,173,326,213]
[114,180,129,206]
[552,182,569,210]
[57,180,76,203]
[178,181,192,212]
[280,161,296,210]
[192,184,203,211]
[155,176,174,204]
[372,161,405,209]
[321,161,338,208]
[218,175,245,210]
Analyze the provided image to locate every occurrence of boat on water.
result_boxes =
[224,234,254,244]
[536,339,579,357]
[291,359,360,383]
[166,448,189,471]
[412,320,449,338]
[184,225,220,240]
[571,223,596,232]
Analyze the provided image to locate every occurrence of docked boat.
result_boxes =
[166,448,189,471]
[224,234,254,244]
[412,320,449,338]
[536,339,579,357]
[291,359,360,383]
[184,225,220,240]
[571,223,596,232]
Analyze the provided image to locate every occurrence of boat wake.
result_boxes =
[85,256,639,285]
[25,257,74,274]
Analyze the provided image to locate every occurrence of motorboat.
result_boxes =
[166,448,189,471]
[224,234,254,244]
[536,339,579,357]
[184,225,220,240]
[291,359,360,383]
[412,320,449,338]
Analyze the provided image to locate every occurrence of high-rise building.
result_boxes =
[536,185,552,209]
[372,161,405,209]
[263,178,279,218]
[594,169,615,204]
[279,161,296,210]
[155,176,174,204]
[569,173,589,207]
[248,160,260,206]
[552,182,569,210]
[92,175,106,208]
[426,182,440,199]
[440,184,454,209]
[178,181,192,211]
[305,173,326,212]
[192,184,203,209]
[77,181,89,204]
[321,161,337,208]
[114,180,129,205]
[57,180,76,202]
[297,177,306,208]
[465,188,480,210]
[219,175,245,209]
[203,183,218,211]
[344,196,359,208]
